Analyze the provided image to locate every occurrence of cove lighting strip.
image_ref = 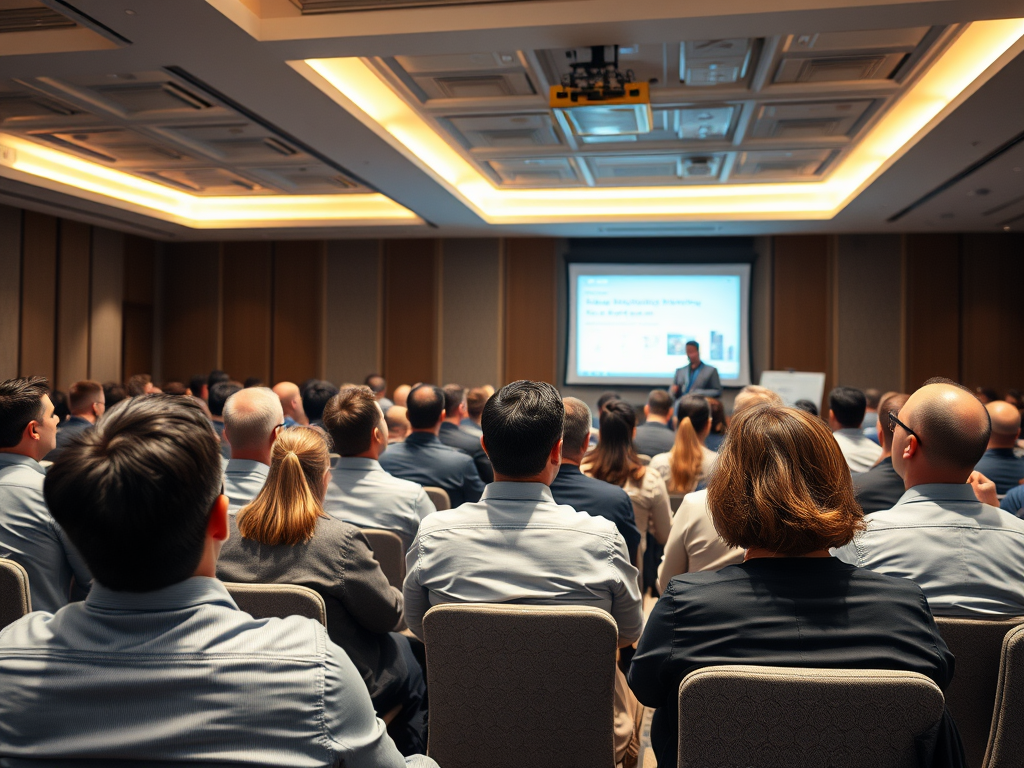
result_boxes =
[0,133,421,229]
[298,18,1024,224]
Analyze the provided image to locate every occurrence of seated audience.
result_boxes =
[45,379,105,462]
[103,381,127,409]
[461,386,488,436]
[125,373,155,397]
[221,387,282,511]
[975,386,998,404]
[0,394,433,766]
[649,395,717,494]
[793,398,819,417]
[634,390,676,458]
[188,374,208,400]
[323,387,435,550]
[834,379,1024,616]
[1002,484,1024,517]
[218,425,427,755]
[385,405,411,443]
[828,386,882,473]
[208,369,231,391]
[365,373,393,411]
[705,397,726,451]
[403,380,642,764]
[50,389,70,423]
[1005,388,1023,412]
[630,403,962,768]
[209,380,243,460]
[549,397,641,564]
[863,388,881,429]
[974,400,1024,494]
[380,384,484,507]
[161,381,188,395]
[592,391,622,428]
[392,384,412,408]
[438,384,493,483]
[0,377,92,612]
[853,392,911,514]
[272,380,308,427]
[302,379,340,429]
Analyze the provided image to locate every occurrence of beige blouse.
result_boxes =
[648,445,718,493]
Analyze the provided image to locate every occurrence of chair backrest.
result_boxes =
[361,529,406,590]
[983,624,1024,768]
[329,452,340,469]
[677,665,944,768]
[422,603,618,768]
[636,453,652,466]
[936,616,1024,768]
[0,559,31,631]
[668,493,687,512]
[424,486,451,511]
[223,582,327,625]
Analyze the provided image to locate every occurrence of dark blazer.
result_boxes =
[438,421,493,484]
[629,557,960,768]
[975,448,1024,495]
[672,363,722,397]
[549,463,641,564]
[379,431,485,507]
[217,515,407,701]
[212,420,231,461]
[634,421,675,458]
[853,456,906,514]
[45,416,93,461]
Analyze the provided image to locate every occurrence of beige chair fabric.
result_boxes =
[223,582,327,625]
[0,559,31,631]
[677,665,945,768]
[936,616,1024,768]
[982,624,1024,768]
[362,529,407,590]
[422,603,619,768]
[424,486,451,511]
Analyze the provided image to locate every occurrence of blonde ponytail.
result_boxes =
[668,416,703,493]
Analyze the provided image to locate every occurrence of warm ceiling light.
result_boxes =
[298,18,1024,224]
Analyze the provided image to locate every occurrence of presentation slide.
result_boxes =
[566,263,751,387]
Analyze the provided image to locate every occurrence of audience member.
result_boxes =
[974,400,1024,494]
[438,384,493,483]
[974,386,998,404]
[1005,388,1023,411]
[272,381,308,427]
[1002,484,1024,517]
[161,381,188,395]
[549,398,641,564]
[208,369,230,391]
[365,374,393,411]
[793,398,819,417]
[593,391,622,428]
[209,381,243,460]
[828,386,882,473]
[392,384,412,408]
[670,340,722,398]
[0,394,434,766]
[404,381,642,763]
[218,425,427,755]
[221,387,282,511]
[385,405,411,443]
[302,380,339,429]
[49,389,70,423]
[0,376,92,613]
[461,386,488,437]
[853,392,911,514]
[649,395,716,494]
[125,373,155,397]
[834,379,1024,616]
[323,387,435,550]
[630,404,960,768]
[45,380,105,462]
[103,381,127,409]
[380,384,484,507]
[705,397,726,451]
[633,390,675,458]
[863,388,881,429]
[242,377,263,388]
[188,374,208,400]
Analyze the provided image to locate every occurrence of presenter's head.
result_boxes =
[685,340,701,367]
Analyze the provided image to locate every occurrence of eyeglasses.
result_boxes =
[275,422,286,432]
[888,411,921,444]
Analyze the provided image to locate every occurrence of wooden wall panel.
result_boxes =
[0,206,22,379]
[89,228,124,383]
[160,242,221,383]
[504,238,557,385]
[904,234,960,390]
[272,240,324,384]
[772,235,832,394]
[222,241,272,384]
[121,236,156,381]
[442,238,502,388]
[56,220,92,389]
[325,240,381,387]
[19,211,58,383]
[383,239,438,387]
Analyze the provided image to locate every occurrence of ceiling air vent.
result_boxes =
[680,39,753,86]
[0,5,76,34]
[774,54,905,83]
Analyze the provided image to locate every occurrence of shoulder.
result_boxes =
[0,464,45,493]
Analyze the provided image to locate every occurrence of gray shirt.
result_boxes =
[223,458,270,512]
[0,577,435,767]
[0,453,91,613]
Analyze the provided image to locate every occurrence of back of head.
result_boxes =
[864,388,882,410]
[482,380,564,478]
[442,384,465,418]
[708,404,864,555]
[207,370,230,390]
[238,427,329,547]
[668,395,711,492]
[68,380,103,415]
[50,390,69,422]
[903,378,991,475]
[877,392,911,447]
[323,386,382,456]
[596,391,621,415]
[103,381,127,409]
[708,397,726,434]
[223,387,283,452]
[646,389,673,418]
[733,385,783,417]
[364,374,386,395]
[125,374,152,398]
[590,399,642,487]
[301,380,340,423]
[793,399,819,417]
[161,381,188,396]
[0,377,48,448]
[561,397,593,459]
[407,384,445,429]
[188,375,207,397]
[987,400,1022,447]
[243,377,264,389]
[392,384,412,408]
[43,395,222,591]
[466,387,489,419]
[385,405,410,437]
[209,381,243,417]
[829,386,867,428]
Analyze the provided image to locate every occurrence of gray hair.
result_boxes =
[223,387,283,452]
[562,397,593,458]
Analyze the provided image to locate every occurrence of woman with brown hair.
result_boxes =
[217,427,427,756]
[629,404,962,768]
[649,395,717,494]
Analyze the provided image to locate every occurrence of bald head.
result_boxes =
[392,384,412,408]
[223,387,284,454]
[733,385,783,417]
[986,400,1021,448]
[272,381,306,424]
[896,380,991,480]
[385,405,411,441]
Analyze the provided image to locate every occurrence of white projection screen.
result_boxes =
[566,263,752,387]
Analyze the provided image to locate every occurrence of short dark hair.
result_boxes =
[0,377,49,448]
[596,391,621,414]
[793,399,819,417]
[323,386,382,456]
[162,381,188,396]
[103,382,127,409]
[562,397,593,454]
[917,378,991,470]
[443,384,465,416]
[243,377,264,388]
[44,395,222,592]
[407,384,445,429]
[686,340,699,351]
[364,374,386,395]
[482,381,563,478]
[68,380,103,414]
[125,374,151,397]
[466,387,489,418]
[209,381,243,417]
[50,390,69,423]
[189,375,207,397]
[829,386,867,429]
[207,370,230,390]
[864,388,881,410]
[302,380,340,423]
[646,389,673,418]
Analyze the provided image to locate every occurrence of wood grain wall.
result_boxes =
[383,239,438,388]
[504,238,558,384]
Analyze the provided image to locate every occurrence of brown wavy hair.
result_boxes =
[586,400,645,487]
[707,404,864,555]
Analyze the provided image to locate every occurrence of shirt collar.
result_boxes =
[0,452,45,475]
[334,456,383,471]
[224,459,269,475]
[836,427,866,436]
[985,448,1019,458]
[481,481,555,503]
[405,432,441,446]
[557,463,583,477]
[85,576,239,613]
[893,483,981,506]
[64,415,92,426]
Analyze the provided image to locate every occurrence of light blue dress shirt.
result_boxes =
[0,453,91,613]
[325,457,435,550]
[0,577,437,767]
[223,458,270,512]
[833,483,1024,616]
[403,481,643,642]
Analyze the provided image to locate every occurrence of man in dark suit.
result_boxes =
[550,397,640,564]
[301,380,339,430]
[379,384,485,506]
[975,400,1024,494]
[634,390,676,458]
[209,381,242,461]
[438,384,493,484]
[670,341,722,398]
[45,380,105,462]
[853,392,910,514]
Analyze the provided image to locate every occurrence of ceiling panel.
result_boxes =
[731,148,835,178]
[749,100,873,139]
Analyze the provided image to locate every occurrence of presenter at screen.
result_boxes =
[670,341,722,399]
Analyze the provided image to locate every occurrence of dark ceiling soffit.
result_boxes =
[41,0,132,44]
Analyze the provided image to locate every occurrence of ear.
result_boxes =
[876,419,885,444]
[902,434,920,461]
[222,427,232,447]
[549,437,563,466]
[24,419,40,443]
[439,408,447,423]
[643,404,650,417]
[267,425,278,448]
[480,435,488,457]
[207,493,229,543]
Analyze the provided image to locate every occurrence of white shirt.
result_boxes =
[832,428,883,474]
[656,489,744,593]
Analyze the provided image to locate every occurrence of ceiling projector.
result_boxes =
[550,45,653,138]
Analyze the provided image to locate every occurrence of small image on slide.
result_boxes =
[667,334,689,355]
[727,345,735,361]
[710,331,723,361]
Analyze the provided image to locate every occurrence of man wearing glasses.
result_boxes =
[221,387,283,512]
[834,378,1024,617]
[852,392,911,514]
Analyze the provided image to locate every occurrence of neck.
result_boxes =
[560,455,583,467]
[0,446,37,462]
[286,412,309,426]
[988,439,1016,450]
[878,444,893,461]
[443,417,461,426]
[413,425,441,436]
[71,411,96,424]
[353,447,380,460]
[690,361,701,369]
[230,448,271,465]
[646,414,670,425]
[493,471,550,484]
[211,415,223,423]
[745,547,831,560]
[901,462,972,488]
